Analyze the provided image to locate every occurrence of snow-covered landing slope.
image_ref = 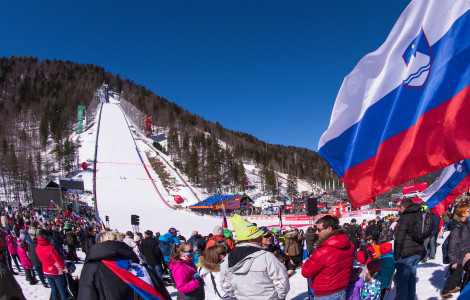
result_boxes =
[95,102,222,237]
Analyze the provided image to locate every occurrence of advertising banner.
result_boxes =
[77,106,84,132]
[284,205,295,210]
[403,182,428,195]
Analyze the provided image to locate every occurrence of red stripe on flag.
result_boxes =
[342,85,470,208]
[102,260,165,299]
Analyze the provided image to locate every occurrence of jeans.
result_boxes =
[148,264,163,279]
[34,266,48,285]
[423,234,437,259]
[395,254,420,300]
[314,289,346,300]
[45,274,68,300]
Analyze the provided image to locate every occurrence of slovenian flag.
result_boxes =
[318,0,470,208]
[421,159,470,216]
[102,259,168,300]
[222,203,228,229]
[50,200,57,209]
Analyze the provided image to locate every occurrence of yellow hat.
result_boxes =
[231,214,264,241]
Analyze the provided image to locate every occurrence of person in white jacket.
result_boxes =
[198,245,233,299]
[220,215,290,300]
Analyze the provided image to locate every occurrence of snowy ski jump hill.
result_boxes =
[93,99,224,237]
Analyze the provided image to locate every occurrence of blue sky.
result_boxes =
[0,1,410,150]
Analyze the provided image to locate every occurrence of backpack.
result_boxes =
[64,233,75,246]
[410,211,435,242]
[210,236,230,252]
[357,244,376,264]
[159,240,172,258]
[442,224,463,264]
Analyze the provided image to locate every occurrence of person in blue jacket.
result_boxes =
[377,242,395,300]
[158,227,181,284]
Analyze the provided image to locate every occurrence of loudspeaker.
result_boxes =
[307,198,318,216]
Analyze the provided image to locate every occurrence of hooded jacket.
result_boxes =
[78,241,171,300]
[17,245,32,269]
[220,243,290,300]
[35,237,65,275]
[393,203,424,260]
[5,235,18,255]
[198,255,233,300]
[447,217,470,265]
[169,257,205,299]
[301,229,354,297]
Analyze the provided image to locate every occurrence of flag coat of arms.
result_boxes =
[318,0,470,208]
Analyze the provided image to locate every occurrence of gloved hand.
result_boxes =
[194,273,203,282]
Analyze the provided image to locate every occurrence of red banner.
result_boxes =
[403,182,427,195]
[284,205,295,210]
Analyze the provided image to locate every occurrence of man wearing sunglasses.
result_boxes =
[301,215,354,299]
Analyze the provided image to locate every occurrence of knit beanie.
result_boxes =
[379,242,392,255]
[366,259,382,276]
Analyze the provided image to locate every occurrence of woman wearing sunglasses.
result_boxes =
[169,242,205,300]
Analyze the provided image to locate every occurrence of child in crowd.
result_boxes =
[346,267,364,300]
[361,260,382,300]
[357,235,381,265]
[377,242,395,299]
[65,262,79,300]
[16,238,38,285]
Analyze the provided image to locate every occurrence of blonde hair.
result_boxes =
[96,231,123,243]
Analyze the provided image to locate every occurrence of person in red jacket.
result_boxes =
[35,230,68,300]
[302,215,354,299]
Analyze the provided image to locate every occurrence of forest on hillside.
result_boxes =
[0,55,333,202]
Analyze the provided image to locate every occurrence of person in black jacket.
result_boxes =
[345,219,361,252]
[441,204,470,298]
[394,199,424,300]
[28,238,49,287]
[64,226,79,262]
[79,227,95,254]
[140,230,164,280]
[78,231,171,300]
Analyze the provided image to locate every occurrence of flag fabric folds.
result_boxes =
[421,159,470,216]
[222,203,228,229]
[102,259,166,300]
[278,209,283,229]
[71,212,81,220]
[50,200,57,209]
[318,0,470,208]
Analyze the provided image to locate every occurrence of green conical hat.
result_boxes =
[231,214,263,241]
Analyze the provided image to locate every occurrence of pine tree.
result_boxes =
[286,172,298,201]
